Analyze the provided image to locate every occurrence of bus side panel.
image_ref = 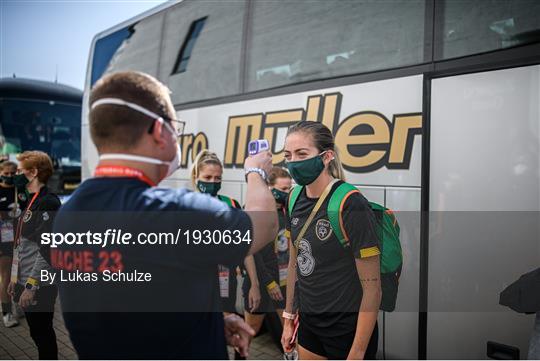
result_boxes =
[81,123,98,181]
[428,65,540,359]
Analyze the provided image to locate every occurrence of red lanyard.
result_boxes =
[94,166,156,187]
[14,190,40,246]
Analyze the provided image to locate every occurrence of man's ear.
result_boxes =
[150,119,167,149]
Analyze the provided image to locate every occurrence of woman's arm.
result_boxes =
[347,255,382,360]
[284,239,297,314]
[281,239,298,353]
[243,255,261,312]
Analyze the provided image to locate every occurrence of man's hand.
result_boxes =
[19,288,36,308]
[267,283,284,301]
[224,314,256,358]
[248,286,261,313]
[244,151,273,177]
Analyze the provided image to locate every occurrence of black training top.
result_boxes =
[0,185,17,243]
[53,177,252,359]
[287,180,379,336]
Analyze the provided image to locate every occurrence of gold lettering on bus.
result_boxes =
[264,109,303,164]
[388,114,422,168]
[335,112,391,170]
[224,114,263,166]
[222,92,422,172]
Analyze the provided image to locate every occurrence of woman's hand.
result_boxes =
[346,349,365,360]
[267,283,284,301]
[248,285,261,312]
[19,289,36,308]
[281,318,296,353]
[7,282,15,297]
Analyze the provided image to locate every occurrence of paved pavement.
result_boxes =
[0,303,282,360]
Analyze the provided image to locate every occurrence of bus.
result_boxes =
[83,0,540,359]
[0,77,82,195]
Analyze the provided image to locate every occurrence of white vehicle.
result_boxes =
[82,1,540,359]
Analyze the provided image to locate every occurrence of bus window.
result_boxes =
[172,17,207,74]
[161,1,244,104]
[435,0,540,60]
[91,26,133,86]
[91,14,164,86]
[246,0,425,92]
[0,99,81,167]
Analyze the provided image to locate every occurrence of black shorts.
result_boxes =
[242,276,286,314]
[298,317,378,359]
[0,242,13,258]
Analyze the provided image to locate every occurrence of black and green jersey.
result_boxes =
[287,180,379,334]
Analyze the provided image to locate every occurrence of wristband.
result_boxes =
[282,311,296,320]
[26,277,39,286]
[266,280,279,291]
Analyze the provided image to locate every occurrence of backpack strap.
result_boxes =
[327,182,359,248]
[217,195,238,208]
[287,185,303,215]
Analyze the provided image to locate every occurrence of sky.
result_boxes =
[1,0,169,91]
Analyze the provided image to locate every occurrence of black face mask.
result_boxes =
[1,176,14,185]
[13,173,30,190]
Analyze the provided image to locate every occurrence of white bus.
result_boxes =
[82,1,540,359]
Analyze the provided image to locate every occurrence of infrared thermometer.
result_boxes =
[248,139,269,155]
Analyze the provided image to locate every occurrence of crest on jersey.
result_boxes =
[23,210,32,223]
[315,219,332,241]
[297,239,315,276]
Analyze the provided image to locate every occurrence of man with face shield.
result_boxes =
[53,71,278,359]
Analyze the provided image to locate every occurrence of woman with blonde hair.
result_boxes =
[280,121,381,360]
[191,150,241,316]
[191,150,240,208]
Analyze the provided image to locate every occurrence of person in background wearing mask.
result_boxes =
[8,151,60,359]
[0,161,19,328]
[243,167,291,343]
[191,149,241,316]
[54,71,278,359]
[281,121,381,360]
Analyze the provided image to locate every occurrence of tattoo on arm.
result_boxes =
[360,278,380,282]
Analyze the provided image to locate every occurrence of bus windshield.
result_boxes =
[0,98,81,167]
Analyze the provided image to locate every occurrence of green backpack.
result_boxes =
[288,182,402,312]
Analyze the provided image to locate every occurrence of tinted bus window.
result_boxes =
[172,17,207,74]
[91,14,164,86]
[436,0,540,60]
[0,99,81,167]
[159,1,245,104]
[247,0,425,92]
[91,27,133,86]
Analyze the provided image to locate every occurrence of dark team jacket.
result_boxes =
[16,186,61,286]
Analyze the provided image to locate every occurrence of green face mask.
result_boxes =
[286,152,326,186]
[1,176,13,186]
[197,180,221,197]
[271,188,288,205]
[13,173,30,190]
